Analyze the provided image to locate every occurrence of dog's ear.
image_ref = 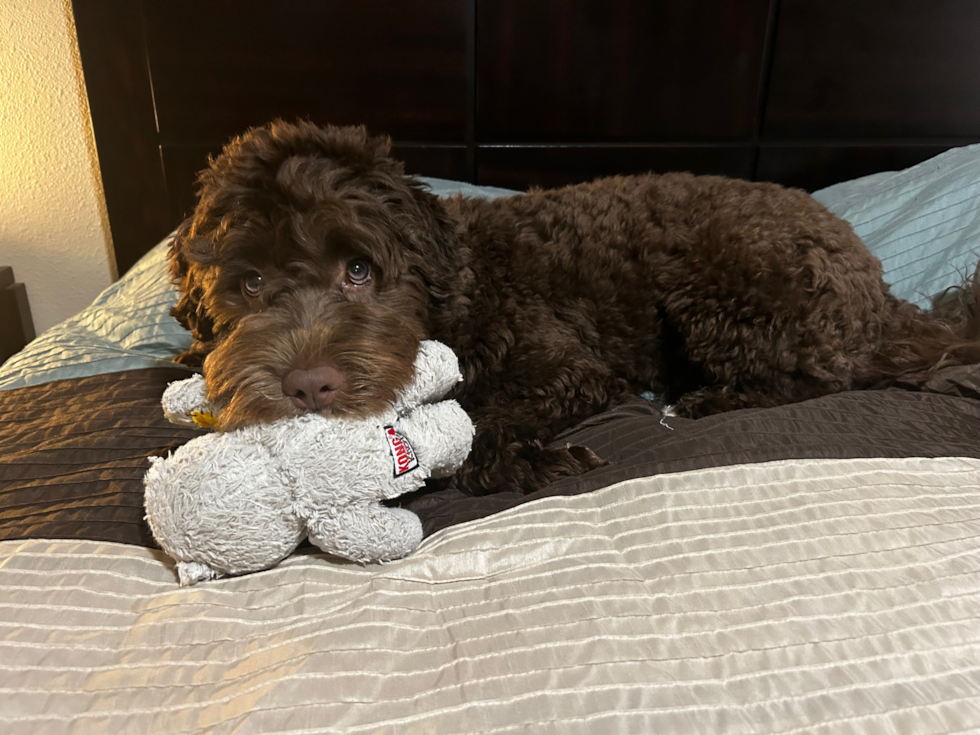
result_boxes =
[241,119,399,181]
[301,121,395,174]
[396,180,463,302]
[168,218,216,366]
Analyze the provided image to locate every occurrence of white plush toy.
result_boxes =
[144,340,474,586]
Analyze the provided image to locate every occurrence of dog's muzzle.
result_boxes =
[282,364,345,411]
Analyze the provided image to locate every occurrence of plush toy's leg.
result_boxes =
[307,505,423,564]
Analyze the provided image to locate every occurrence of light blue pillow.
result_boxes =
[420,177,516,201]
[0,239,195,390]
[0,178,518,390]
[813,143,980,308]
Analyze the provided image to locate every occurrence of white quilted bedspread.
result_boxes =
[2,457,980,733]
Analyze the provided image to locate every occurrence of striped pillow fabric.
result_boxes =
[813,143,980,308]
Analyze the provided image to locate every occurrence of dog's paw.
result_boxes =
[450,441,607,496]
[515,441,608,492]
[560,443,608,472]
[672,386,748,418]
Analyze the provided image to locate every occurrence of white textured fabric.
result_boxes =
[4,457,980,733]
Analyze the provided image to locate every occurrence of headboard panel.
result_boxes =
[475,0,773,142]
[141,1,469,143]
[764,0,980,140]
[72,0,980,275]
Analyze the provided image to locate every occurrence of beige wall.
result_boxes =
[0,0,115,336]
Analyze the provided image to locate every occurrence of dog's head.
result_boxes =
[169,120,459,429]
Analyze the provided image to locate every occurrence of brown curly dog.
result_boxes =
[170,120,980,495]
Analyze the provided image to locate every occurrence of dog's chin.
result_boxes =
[213,390,398,432]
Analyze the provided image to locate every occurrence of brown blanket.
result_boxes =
[3,367,980,546]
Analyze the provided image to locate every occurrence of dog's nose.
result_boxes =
[282,366,344,412]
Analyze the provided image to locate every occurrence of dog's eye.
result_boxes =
[346,259,371,285]
[241,272,264,298]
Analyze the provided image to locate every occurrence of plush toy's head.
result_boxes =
[144,340,473,585]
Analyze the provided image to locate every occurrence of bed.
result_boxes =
[3,1,980,732]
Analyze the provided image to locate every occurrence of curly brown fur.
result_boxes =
[171,119,980,495]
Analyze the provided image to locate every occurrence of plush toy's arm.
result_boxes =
[161,373,220,429]
[393,341,463,412]
[395,400,475,479]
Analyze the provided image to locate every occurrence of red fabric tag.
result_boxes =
[384,426,419,477]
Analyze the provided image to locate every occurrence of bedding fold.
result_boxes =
[4,367,980,546]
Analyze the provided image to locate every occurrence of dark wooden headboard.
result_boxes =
[72,0,980,275]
